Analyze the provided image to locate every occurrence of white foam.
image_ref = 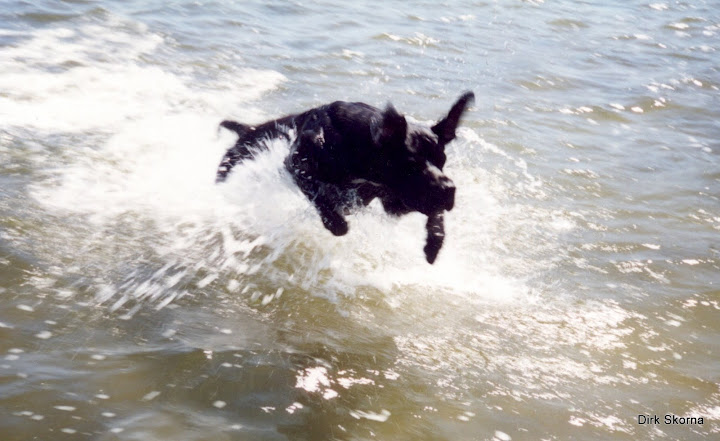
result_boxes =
[0,23,283,132]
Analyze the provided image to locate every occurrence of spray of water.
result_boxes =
[0,15,589,319]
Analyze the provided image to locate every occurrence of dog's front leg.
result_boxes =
[380,195,413,216]
[316,200,349,236]
[311,184,349,236]
[286,125,349,237]
[291,173,349,236]
[424,212,445,264]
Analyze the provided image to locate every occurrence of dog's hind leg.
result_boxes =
[216,145,255,182]
[217,120,256,182]
[217,117,297,182]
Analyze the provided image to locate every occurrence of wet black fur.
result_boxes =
[216,92,474,264]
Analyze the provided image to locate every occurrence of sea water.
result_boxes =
[0,1,718,440]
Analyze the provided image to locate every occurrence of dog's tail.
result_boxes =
[219,120,253,138]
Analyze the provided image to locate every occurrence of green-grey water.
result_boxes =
[1,1,719,440]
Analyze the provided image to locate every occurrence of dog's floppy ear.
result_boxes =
[432,91,474,145]
[372,103,408,146]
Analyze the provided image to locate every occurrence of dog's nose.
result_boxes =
[438,177,455,211]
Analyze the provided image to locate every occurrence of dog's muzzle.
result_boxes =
[421,172,455,214]
[436,176,455,211]
[442,179,455,211]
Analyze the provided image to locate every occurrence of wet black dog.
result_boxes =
[216,92,474,264]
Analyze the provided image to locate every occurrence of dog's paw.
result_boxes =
[329,221,349,236]
[424,231,443,264]
[321,213,349,236]
[424,241,441,264]
[424,212,445,264]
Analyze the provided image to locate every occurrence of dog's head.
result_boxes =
[372,92,474,216]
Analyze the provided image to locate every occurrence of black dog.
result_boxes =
[216,92,474,264]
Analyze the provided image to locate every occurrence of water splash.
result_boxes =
[2,16,572,318]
